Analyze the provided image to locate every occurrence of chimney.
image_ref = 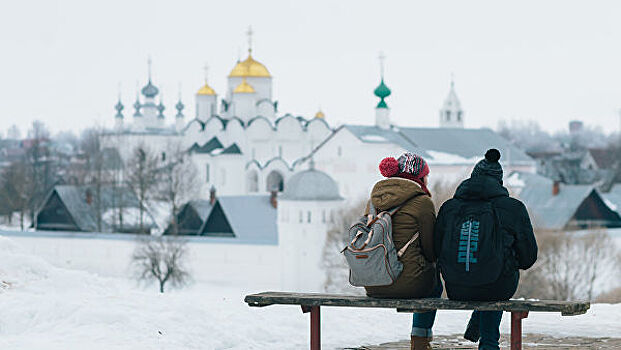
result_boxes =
[85,189,93,205]
[552,181,560,196]
[209,186,216,205]
[270,190,278,209]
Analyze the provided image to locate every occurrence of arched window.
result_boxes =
[457,111,462,122]
[445,111,451,121]
[266,170,284,192]
[247,170,259,193]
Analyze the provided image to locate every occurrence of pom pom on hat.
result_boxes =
[379,157,399,177]
[485,149,501,163]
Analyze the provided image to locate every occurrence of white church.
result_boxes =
[105,32,535,291]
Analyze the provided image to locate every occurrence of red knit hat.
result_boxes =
[379,153,430,180]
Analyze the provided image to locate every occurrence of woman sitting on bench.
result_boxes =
[366,152,441,350]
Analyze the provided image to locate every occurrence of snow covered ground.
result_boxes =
[0,235,620,350]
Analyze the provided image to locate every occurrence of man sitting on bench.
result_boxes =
[434,149,538,350]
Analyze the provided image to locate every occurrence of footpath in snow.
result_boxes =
[0,235,619,350]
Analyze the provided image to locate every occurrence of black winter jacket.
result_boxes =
[434,176,538,282]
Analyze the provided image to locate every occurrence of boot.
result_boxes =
[411,335,432,350]
[463,313,480,342]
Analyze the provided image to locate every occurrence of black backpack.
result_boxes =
[438,200,504,286]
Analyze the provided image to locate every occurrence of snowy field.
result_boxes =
[1,234,620,350]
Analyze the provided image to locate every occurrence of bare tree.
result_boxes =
[158,143,201,235]
[125,145,160,233]
[80,127,109,232]
[516,229,621,301]
[131,236,190,293]
[0,160,34,230]
[24,120,55,224]
[322,200,366,294]
[6,124,21,140]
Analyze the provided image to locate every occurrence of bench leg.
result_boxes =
[510,311,528,350]
[301,306,320,350]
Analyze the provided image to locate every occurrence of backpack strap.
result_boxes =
[366,204,402,227]
[397,232,419,258]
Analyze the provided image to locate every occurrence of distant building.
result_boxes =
[167,165,343,291]
[35,185,158,233]
[507,172,621,231]
[104,31,535,202]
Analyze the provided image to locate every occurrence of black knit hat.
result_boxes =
[471,149,503,183]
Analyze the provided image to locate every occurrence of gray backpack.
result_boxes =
[342,202,419,287]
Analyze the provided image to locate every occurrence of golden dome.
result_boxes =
[197,83,216,95]
[228,54,271,78]
[315,110,325,119]
[233,78,256,93]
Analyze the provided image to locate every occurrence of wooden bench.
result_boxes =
[245,292,590,350]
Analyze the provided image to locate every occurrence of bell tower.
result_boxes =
[439,75,464,128]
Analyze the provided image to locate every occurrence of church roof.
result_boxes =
[399,127,533,164]
[141,80,159,98]
[343,125,428,156]
[233,78,256,93]
[282,168,342,201]
[228,54,271,78]
[442,82,462,110]
[220,143,242,155]
[197,83,216,96]
[189,137,224,154]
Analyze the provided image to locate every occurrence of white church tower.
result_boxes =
[439,77,464,128]
[278,163,343,292]
[224,27,275,122]
[195,65,217,122]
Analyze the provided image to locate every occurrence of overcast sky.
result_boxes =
[1,0,621,137]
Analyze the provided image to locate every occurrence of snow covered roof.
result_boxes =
[602,184,621,215]
[189,137,224,154]
[509,172,597,230]
[198,195,277,245]
[282,168,343,201]
[220,143,242,155]
[343,125,428,156]
[331,125,533,166]
[398,128,533,165]
[188,200,214,222]
[43,185,157,232]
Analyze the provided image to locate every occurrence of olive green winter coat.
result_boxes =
[364,178,437,298]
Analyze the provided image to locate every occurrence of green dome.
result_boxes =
[374,79,391,109]
[374,79,391,98]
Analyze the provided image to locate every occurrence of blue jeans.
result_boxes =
[468,310,503,350]
[411,276,443,337]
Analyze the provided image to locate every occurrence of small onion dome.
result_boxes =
[115,101,124,118]
[233,77,256,93]
[374,79,391,108]
[314,110,325,119]
[374,79,391,99]
[141,80,159,98]
[281,168,342,201]
[157,102,165,118]
[197,83,216,95]
[175,100,185,113]
[228,54,271,78]
[133,100,142,116]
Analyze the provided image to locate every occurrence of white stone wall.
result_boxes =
[278,199,342,292]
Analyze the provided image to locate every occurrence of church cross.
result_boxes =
[378,51,386,79]
[247,26,254,54]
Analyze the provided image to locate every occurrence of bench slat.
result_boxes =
[244,292,589,316]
